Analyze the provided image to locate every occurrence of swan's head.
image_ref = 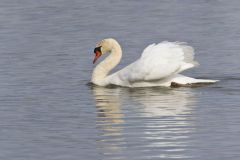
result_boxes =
[93,38,117,64]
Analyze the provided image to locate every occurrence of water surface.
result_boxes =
[0,0,240,159]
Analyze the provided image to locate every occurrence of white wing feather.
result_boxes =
[106,41,199,86]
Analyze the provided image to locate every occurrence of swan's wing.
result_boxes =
[140,41,199,80]
[106,41,199,86]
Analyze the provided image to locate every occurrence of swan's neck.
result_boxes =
[92,42,122,85]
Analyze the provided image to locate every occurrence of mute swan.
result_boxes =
[91,38,217,87]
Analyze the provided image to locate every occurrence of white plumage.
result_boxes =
[91,38,217,87]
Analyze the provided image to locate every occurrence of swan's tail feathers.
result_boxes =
[171,74,218,87]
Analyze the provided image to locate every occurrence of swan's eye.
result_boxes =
[94,46,102,54]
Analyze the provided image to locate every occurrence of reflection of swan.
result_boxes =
[92,86,125,155]
[92,86,197,159]
[91,38,217,87]
[127,87,196,117]
[126,88,196,159]
[93,86,124,125]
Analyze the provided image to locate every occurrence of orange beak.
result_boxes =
[93,51,102,64]
[93,46,102,64]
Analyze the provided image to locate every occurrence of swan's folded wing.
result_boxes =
[106,42,198,86]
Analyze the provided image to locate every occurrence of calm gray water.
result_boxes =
[0,0,240,159]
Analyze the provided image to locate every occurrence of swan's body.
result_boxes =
[91,38,217,87]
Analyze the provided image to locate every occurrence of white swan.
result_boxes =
[91,38,218,87]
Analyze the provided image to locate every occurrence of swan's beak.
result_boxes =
[93,46,102,64]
